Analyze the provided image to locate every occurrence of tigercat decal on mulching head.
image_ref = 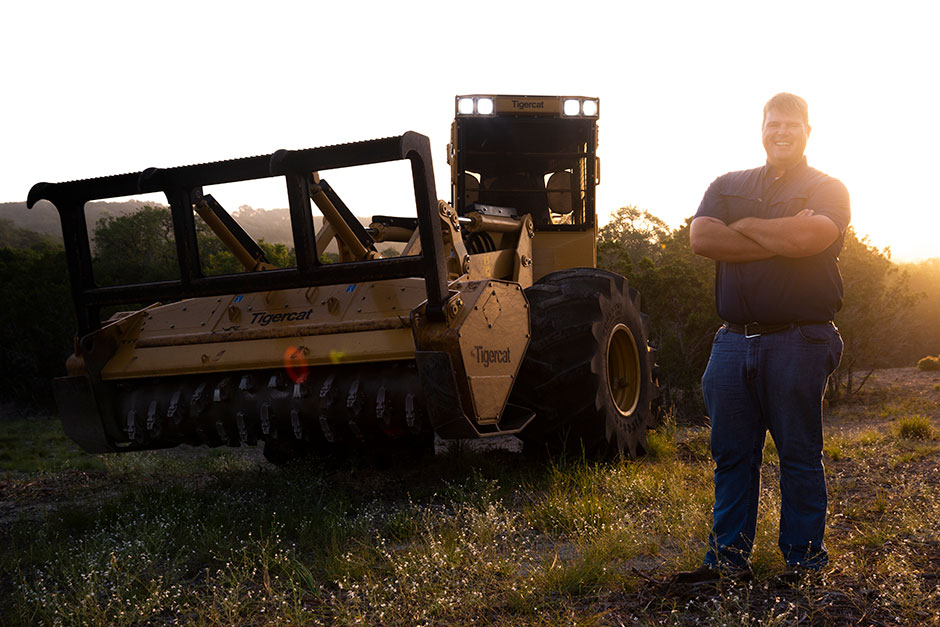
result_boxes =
[473,345,512,367]
[250,310,314,326]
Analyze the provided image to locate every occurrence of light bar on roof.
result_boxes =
[454,95,599,117]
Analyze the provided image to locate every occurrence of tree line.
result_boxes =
[598,206,940,417]
[1,200,351,252]
[1,204,938,419]
[0,207,294,408]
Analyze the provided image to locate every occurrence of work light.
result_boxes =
[457,97,475,115]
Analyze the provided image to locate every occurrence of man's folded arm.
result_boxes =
[689,216,777,262]
[728,211,840,258]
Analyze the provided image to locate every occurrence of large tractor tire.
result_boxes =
[512,269,658,458]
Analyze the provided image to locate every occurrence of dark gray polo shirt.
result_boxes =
[695,158,851,324]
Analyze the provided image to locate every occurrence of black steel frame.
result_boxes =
[27,132,450,335]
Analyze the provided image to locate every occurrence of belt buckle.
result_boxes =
[744,323,761,338]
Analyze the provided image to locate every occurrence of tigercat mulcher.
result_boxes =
[28,95,657,463]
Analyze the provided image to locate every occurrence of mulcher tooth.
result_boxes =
[268,373,286,390]
[126,409,139,442]
[346,378,365,441]
[319,374,336,402]
[214,378,232,402]
[319,374,338,443]
[192,382,209,416]
[260,402,275,437]
[291,409,303,440]
[239,375,255,392]
[346,379,365,414]
[168,389,186,425]
[146,400,162,437]
[190,382,211,441]
[405,392,422,434]
[215,419,231,445]
[319,415,334,442]
[293,381,309,400]
[376,386,390,427]
[236,410,254,444]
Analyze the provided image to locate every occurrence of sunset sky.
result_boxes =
[3,0,937,262]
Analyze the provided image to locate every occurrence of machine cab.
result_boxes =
[449,95,601,279]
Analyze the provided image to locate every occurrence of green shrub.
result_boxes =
[916,355,940,371]
[895,415,934,440]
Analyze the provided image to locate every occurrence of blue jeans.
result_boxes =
[701,323,843,571]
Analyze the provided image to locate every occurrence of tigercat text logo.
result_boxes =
[511,99,545,111]
[473,345,511,367]
[250,309,314,326]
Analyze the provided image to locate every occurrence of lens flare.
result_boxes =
[284,345,309,383]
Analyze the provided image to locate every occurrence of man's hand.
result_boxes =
[689,216,776,262]
[728,210,840,258]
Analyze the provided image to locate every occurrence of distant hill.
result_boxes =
[1,200,158,242]
[0,217,58,248]
[225,205,295,245]
[1,200,399,253]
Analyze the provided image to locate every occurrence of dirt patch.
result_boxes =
[827,367,940,435]
[866,367,940,401]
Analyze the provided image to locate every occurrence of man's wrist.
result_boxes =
[728,217,757,234]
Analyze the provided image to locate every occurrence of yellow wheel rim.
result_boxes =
[607,323,641,415]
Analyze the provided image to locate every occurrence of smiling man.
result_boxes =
[678,93,851,584]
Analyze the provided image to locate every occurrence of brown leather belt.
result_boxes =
[724,321,830,337]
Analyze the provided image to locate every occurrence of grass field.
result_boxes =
[1,368,939,625]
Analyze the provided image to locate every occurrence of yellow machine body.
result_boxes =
[32,95,658,460]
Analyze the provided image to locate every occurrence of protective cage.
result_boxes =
[28,132,452,335]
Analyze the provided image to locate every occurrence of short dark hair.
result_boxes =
[763,93,810,127]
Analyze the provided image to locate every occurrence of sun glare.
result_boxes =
[812,120,937,263]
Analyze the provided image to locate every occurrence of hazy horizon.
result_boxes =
[4,1,936,263]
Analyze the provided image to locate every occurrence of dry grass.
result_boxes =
[1,367,939,625]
